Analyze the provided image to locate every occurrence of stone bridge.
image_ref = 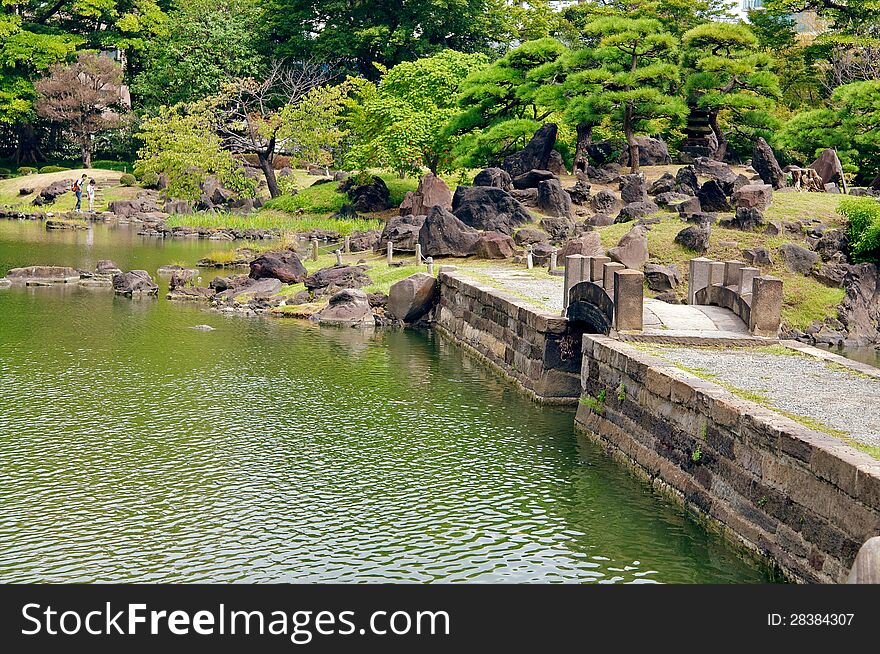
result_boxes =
[562,254,782,341]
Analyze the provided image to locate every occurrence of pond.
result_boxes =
[0,221,772,583]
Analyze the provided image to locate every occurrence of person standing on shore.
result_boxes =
[87,178,96,212]
[72,174,87,212]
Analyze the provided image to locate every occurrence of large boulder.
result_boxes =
[513,228,549,246]
[5,265,80,284]
[648,173,677,196]
[585,165,617,184]
[590,189,619,214]
[399,173,452,216]
[644,263,680,291]
[839,264,880,344]
[304,264,371,294]
[697,180,732,212]
[675,224,711,253]
[620,174,648,204]
[547,150,567,175]
[502,123,558,177]
[814,228,848,262]
[616,201,659,223]
[451,186,533,234]
[608,225,649,270]
[732,183,773,212]
[675,166,700,195]
[586,140,621,166]
[215,277,282,301]
[108,198,161,218]
[536,178,572,218]
[560,232,604,258]
[566,178,591,205]
[475,231,517,259]
[200,176,235,207]
[619,137,671,166]
[779,243,819,274]
[743,247,773,266]
[692,157,738,187]
[249,250,307,284]
[723,207,765,231]
[388,273,438,323]
[96,260,121,275]
[512,169,557,190]
[379,214,426,252]
[810,148,846,187]
[33,180,74,205]
[539,216,576,241]
[341,176,391,212]
[418,206,480,257]
[752,137,786,189]
[585,213,615,227]
[112,270,158,296]
[472,167,513,191]
[315,289,374,327]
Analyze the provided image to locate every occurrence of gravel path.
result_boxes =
[652,347,880,448]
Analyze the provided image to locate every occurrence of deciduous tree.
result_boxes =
[34,52,129,167]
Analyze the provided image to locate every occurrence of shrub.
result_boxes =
[838,196,880,263]
[17,166,37,175]
[40,165,70,173]
[119,173,136,186]
[141,171,160,188]
[91,160,132,173]
[0,167,10,178]
[263,181,346,215]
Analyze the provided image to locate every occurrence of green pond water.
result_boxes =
[0,220,773,583]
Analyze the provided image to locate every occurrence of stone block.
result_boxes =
[590,256,611,283]
[749,276,782,337]
[723,260,744,288]
[603,262,625,295]
[688,257,713,305]
[613,269,644,331]
[739,266,759,297]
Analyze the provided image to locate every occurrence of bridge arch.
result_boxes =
[565,281,614,335]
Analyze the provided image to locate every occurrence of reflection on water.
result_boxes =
[0,221,772,583]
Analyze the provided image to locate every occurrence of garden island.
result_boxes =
[1,0,879,584]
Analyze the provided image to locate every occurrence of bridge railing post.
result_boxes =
[603,262,625,297]
[749,276,782,337]
[613,269,644,332]
[590,256,611,283]
[739,266,759,298]
[688,257,712,305]
[563,254,584,314]
[724,260,745,289]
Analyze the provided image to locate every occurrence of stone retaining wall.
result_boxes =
[435,272,581,403]
[575,335,880,583]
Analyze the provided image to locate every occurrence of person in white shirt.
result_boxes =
[87,179,96,212]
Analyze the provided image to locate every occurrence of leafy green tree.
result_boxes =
[131,0,266,109]
[345,50,487,176]
[778,80,880,183]
[261,0,513,79]
[137,98,255,202]
[763,0,880,36]
[445,38,567,168]
[681,22,781,161]
[1,0,166,162]
[575,16,685,173]
[0,15,79,162]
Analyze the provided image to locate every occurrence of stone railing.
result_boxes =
[688,257,782,337]
[563,255,644,333]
